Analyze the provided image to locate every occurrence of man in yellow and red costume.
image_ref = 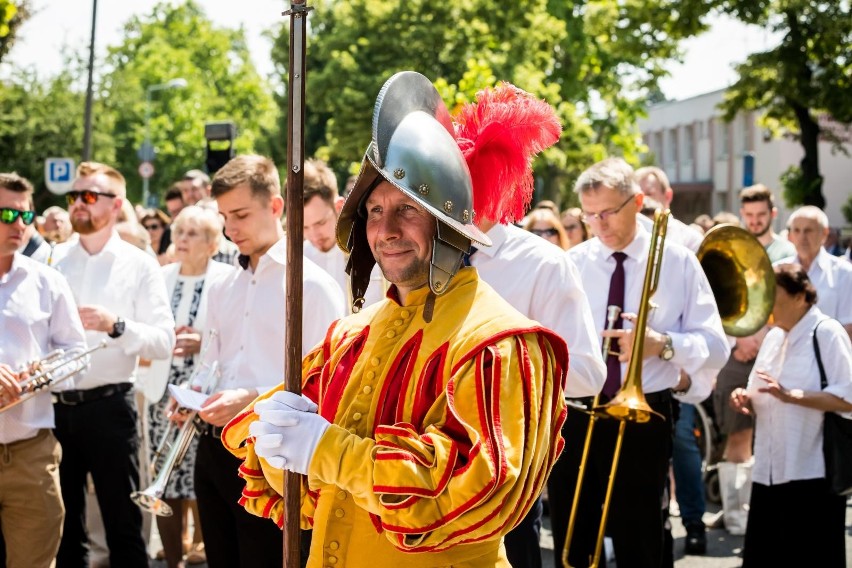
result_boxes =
[222,71,567,567]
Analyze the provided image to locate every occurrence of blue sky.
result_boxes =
[6,1,778,102]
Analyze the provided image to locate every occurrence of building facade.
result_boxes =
[639,89,852,229]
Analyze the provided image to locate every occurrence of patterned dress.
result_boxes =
[148,274,205,499]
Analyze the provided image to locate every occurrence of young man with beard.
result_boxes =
[0,173,87,568]
[190,154,345,568]
[301,158,383,312]
[222,72,568,568]
[52,162,176,567]
[740,184,796,262]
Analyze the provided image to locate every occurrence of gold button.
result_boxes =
[329,541,339,550]
[400,310,410,318]
[335,508,344,518]
[363,385,372,394]
[365,371,375,380]
[370,357,381,366]
[386,330,396,338]
[352,412,362,421]
[348,427,357,434]
[328,557,338,565]
[337,490,347,500]
[394,319,403,326]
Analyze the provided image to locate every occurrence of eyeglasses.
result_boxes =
[143,223,163,231]
[581,194,635,224]
[0,208,35,225]
[530,228,559,238]
[65,189,117,206]
[563,224,581,231]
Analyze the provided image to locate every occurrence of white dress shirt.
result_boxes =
[303,240,385,313]
[637,213,703,253]
[201,237,346,395]
[54,231,176,390]
[471,223,606,397]
[777,249,852,326]
[0,253,87,443]
[568,223,730,403]
[747,308,852,486]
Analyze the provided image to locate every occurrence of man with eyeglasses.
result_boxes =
[0,172,88,568]
[301,158,384,312]
[548,157,729,568]
[52,162,176,568]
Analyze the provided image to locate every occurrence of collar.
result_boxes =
[69,230,123,259]
[0,252,24,283]
[239,236,287,271]
[386,266,478,308]
[786,305,824,345]
[475,223,511,259]
[596,221,648,262]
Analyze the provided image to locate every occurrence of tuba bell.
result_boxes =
[696,224,775,337]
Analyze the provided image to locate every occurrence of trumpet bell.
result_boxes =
[130,490,174,517]
[697,224,775,338]
[593,383,664,424]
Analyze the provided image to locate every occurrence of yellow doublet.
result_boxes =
[224,268,567,567]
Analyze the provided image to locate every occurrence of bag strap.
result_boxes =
[813,319,828,390]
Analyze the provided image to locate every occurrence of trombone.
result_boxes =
[562,209,669,568]
[131,330,219,517]
[0,340,107,414]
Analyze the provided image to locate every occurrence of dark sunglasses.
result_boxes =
[530,228,559,238]
[144,223,163,231]
[0,208,36,225]
[65,189,116,206]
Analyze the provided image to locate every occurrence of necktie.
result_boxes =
[603,251,627,397]
[462,246,478,267]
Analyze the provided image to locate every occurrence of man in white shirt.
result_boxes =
[635,166,703,253]
[193,154,345,567]
[302,158,384,312]
[779,205,852,339]
[0,173,88,568]
[550,158,729,568]
[53,162,176,568]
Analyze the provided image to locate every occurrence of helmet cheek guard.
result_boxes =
[337,72,491,311]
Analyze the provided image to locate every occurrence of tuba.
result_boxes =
[696,224,775,337]
[563,209,669,568]
[132,330,219,517]
[0,341,107,414]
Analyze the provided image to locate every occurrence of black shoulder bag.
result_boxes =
[813,319,852,496]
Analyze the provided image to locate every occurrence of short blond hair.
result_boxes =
[77,161,127,198]
[172,205,222,249]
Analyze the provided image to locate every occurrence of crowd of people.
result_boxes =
[1,70,851,568]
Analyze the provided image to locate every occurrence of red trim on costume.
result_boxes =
[412,342,448,428]
[262,494,281,518]
[319,327,369,421]
[239,464,264,477]
[372,330,421,429]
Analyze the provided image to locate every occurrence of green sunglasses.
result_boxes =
[0,208,36,225]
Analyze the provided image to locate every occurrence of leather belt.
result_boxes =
[203,425,225,438]
[53,383,133,406]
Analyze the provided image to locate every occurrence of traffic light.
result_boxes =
[204,121,237,175]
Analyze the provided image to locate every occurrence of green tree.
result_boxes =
[0,0,30,63]
[100,0,278,204]
[717,0,851,208]
[271,0,714,205]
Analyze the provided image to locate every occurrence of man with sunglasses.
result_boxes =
[52,162,176,568]
[548,157,729,568]
[0,172,88,568]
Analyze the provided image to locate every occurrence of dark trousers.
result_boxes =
[547,393,673,568]
[743,478,846,568]
[194,431,284,568]
[54,391,149,568]
[504,495,543,568]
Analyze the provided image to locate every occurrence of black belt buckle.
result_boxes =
[54,390,84,406]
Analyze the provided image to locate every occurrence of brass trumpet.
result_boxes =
[0,340,107,414]
[132,330,219,517]
[562,209,669,568]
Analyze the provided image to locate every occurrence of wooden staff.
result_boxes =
[283,0,311,565]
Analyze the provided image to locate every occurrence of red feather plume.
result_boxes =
[454,83,562,225]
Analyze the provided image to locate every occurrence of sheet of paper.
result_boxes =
[168,384,209,412]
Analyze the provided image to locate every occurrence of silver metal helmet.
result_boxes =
[336,71,491,310]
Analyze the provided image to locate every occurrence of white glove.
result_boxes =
[250,391,329,475]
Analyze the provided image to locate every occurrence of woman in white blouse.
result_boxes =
[731,263,852,567]
[144,205,234,568]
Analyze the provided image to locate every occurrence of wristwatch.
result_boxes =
[659,334,674,361]
[108,316,125,339]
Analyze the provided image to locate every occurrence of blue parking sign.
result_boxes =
[45,158,76,195]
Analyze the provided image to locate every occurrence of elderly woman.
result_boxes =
[522,208,571,250]
[731,264,852,567]
[145,206,234,568]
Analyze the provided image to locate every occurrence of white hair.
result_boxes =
[787,205,828,229]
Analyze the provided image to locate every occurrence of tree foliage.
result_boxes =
[717,0,851,208]
[0,0,30,63]
[271,0,714,205]
[100,0,278,204]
